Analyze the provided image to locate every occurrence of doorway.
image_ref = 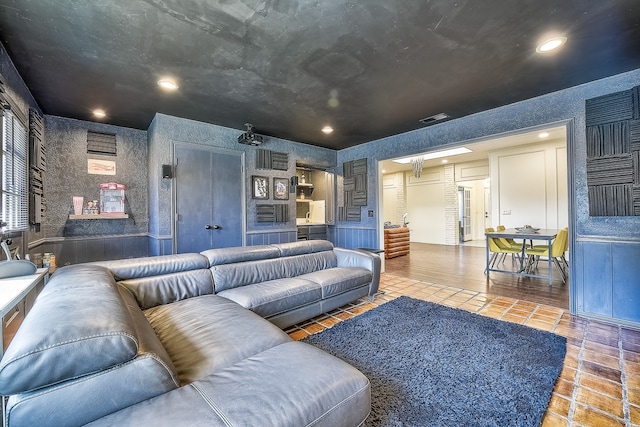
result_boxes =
[174,143,245,253]
[458,186,472,242]
[379,124,569,307]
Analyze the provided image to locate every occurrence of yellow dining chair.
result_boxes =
[486,227,521,269]
[524,227,568,282]
[497,225,523,250]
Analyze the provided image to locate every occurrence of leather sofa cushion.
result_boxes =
[0,265,140,395]
[201,245,280,266]
[119,269,214,309]
[93,253,209,281]
[144,295,290,385]
[217,277,322,318]
[85,342,371,427]
[298,267,373,298]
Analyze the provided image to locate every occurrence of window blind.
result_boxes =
[2,109,29,231]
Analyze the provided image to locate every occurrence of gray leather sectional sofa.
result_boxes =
[0,240,380,426]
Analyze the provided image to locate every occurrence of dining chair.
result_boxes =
[524,227,569,282]
[486,227,521,269]
[497,225,523,250]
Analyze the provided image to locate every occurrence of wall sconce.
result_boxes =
[290,176,298,193]
[162,164,173,179]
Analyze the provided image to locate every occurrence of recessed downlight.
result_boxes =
[93,109,106,119]
[321,126,334,134]
[538,131,550,138]
[157,79,179,90]
[536,37,567,53]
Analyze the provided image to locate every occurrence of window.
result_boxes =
[1,109,28,231]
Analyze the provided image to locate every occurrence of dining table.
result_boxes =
[485,228,559,285]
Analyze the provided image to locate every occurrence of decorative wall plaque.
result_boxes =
[585,85,640,216]
[256,149,288,170]
[256,204,289,222]
[339,158,367,221]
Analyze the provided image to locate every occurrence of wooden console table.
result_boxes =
[384,227,410,259]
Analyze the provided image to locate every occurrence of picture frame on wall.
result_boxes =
[252,175,269,199]
[273,177,289,200]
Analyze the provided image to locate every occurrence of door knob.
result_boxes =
[213,224,221,230]
[205,224,222,230]
[205,224,212,230]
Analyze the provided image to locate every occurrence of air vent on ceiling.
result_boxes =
[419,113,450,126]
[87,131,117,156]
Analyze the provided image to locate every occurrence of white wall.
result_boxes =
[490,140,568,229]
[405,167,447,244]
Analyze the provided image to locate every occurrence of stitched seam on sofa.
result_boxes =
[0,332,139,367]
[5,353,180,422]
[190,382,234,427]
[305,379,370,427]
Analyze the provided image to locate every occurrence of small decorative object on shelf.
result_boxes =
[84,200,100,215]
[100,182,125,214]
[73,196,83,215]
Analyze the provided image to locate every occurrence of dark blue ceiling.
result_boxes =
[0,0,639,149]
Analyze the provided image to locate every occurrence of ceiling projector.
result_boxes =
[238,123,264,146]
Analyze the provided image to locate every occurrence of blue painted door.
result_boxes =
[175,145,243,253]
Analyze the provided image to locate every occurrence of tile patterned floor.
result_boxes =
[285,273,640,427]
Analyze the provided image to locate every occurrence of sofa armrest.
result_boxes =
[334,248,381,298]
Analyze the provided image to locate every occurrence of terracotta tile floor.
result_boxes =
[286,273,640,427]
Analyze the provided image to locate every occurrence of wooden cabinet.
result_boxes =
[384,227,410,259]
[1,269,48,357]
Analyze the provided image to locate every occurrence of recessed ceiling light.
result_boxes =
[442,159,448,163]
[536,37,567,53]
[157,79,179,90]
[93,109,106,119]
[321,126,334,134]
[392,147,472,164]
[538,132,550,138]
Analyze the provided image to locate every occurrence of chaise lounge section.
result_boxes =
[0,240,379,426]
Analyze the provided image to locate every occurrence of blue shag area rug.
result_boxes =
[302,296,566,427]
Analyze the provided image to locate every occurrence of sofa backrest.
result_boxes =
[205,241,338,293]
[94,253,214,309]
[93,253,209,280]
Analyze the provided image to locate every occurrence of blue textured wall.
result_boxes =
[148,113,336,254]
[337,68,640,325]
[44,116,149,237]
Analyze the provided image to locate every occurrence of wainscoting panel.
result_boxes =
[29,235,149,267]
[246,231,297,246]
[331,227,377,249]
[576,239,640,326]
[611,242,640,322]
[578,241,613,317]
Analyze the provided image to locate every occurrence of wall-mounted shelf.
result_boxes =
[69,214,129,220]
[296,199,311,203]
[297,183,314,187]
